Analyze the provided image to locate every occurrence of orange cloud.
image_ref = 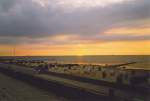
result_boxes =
[105,27,150,35]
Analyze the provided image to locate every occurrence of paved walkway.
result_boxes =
[0,63,149,101]
[0,73,69,101]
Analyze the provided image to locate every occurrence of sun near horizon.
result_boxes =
[0,0,150,56]
[0,40,149,56]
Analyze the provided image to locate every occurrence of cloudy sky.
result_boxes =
[0,0,150,56]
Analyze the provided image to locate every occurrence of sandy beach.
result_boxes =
[0,73,69,101]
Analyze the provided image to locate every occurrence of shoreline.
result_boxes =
[0,63,149,101]
[0,64,110,101]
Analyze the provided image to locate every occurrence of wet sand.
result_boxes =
[0,73,69,101]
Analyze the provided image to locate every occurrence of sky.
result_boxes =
[0,0,150,56]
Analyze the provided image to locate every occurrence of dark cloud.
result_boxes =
[0,34,150,46]
[0,0,150,44]
[0,0,17,12]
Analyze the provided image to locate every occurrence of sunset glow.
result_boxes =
[0,0,149,56]
[106,27,150,35]
[0,40,149,56]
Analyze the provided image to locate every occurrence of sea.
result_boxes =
[2,55,149,69]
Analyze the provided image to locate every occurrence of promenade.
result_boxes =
[0,73,68,101]
[0,63,149,101]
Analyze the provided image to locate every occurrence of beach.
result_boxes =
[0,56,149,101]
